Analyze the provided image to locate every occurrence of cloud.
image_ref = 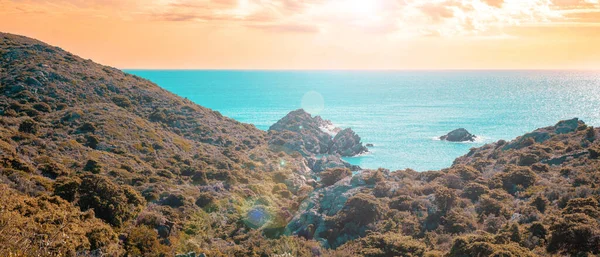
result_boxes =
[482,0,504,7]
[6,0,600,37]
[247,23,321,33]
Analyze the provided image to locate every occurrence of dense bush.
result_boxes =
[18,119,37,134]
[462,182,488,201]
[547,213,600,255]
[78,174,144,226]
[125,225,171,256]
[319,168,351,186]
[335,193,383,226]
[195,192,216,208]
[355,232,426,257]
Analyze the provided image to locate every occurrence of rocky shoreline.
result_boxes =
[2,32,600,257]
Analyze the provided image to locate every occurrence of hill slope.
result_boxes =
[2,33,600,257]
[0,32,312,256]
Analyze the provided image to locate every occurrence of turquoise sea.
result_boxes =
[126,70,600,171]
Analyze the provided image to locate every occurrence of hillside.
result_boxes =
[0,32,313,256]
[2,33,600,257]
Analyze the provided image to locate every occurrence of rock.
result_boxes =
[25,77,42,87]
[329,128,368,156]
[503,131,550,150]
[307,155,360,173]
[285,175,363,248]
[366,143,374,147]
[440,128,476,142]
[269,109,367,157]
[268,109,333,156]
[554,118,582,134]
[286,170,384,248]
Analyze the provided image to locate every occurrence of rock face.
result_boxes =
[286,173,371,248]
[306,155,360,172]
[330,128,368,156]
[268,109,368,158]
[269,109,334,156]
[440,128,476,142]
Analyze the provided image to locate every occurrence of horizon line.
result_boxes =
[121,68,600,71]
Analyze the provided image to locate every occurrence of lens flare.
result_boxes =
[301,91,325,115]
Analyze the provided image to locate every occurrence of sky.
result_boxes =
[1,0,600,69]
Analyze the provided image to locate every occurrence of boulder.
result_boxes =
[440,128,476,142]
[329,128,368,156]
[269,109,368,157]
[554,118,582,134]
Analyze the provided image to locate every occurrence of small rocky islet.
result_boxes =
[440,128,477,142]
[2,32,600,256]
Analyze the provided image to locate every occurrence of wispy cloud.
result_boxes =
[6,0,600,37]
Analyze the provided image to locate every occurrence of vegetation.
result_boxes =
[2,32,600,257]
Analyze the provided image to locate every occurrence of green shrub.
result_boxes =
[78,174,144,226]
[335,193,383,226]
[462,183,488,201]
[53,176,81,202]
[125,226,170,256]
[18,119,37,134]
[112,95,132,108]
[320,168,351,187]
[547,213,600,255]
[358,232,426,257]
[195,192,215,208]
[83,159,101,174]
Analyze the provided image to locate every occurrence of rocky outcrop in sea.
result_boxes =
[268,109,368,157]
[440,128,476,142]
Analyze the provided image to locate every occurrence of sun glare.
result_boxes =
[347,0,380,17]
[324,0,382,21]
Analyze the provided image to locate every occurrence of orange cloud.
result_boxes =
[1,0,600,69]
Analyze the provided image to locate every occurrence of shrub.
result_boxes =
[358,232,426,257]
[335,193,383,226]
[53,176,81,202]
[83,159,101,174]
[32,102,51,112]
[493,167,537,195]
[462,183,488,201]
[18,119,37,134]
[434,187,457,214]
[443,210,475,234]
[195,192,216,208]
[451,165,480,180]
[160,193,186,208]
[78,122,96,133]
[476,195,504,217]
[112,95,132,108]
[78,174,144,226]
[518,154,538,166]
[547,213,600,255]
[448,235,535,257]
[530,195,549,213]
[563,197,600,218]
[389,195,413,211]
[319,168,351,187]
[365,169,386,185]
[38,162,68,179]
[125,225,170,256]
[528,222,547,240]
[86,226,117,251]
[85,135,100,149]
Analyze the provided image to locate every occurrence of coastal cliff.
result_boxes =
[1,33,600,257]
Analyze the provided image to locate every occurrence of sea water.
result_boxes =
[126,70,600,171]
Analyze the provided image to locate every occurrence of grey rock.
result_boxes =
[329,128,368,156]
[440,128,476,142]
[555,118,582,134]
